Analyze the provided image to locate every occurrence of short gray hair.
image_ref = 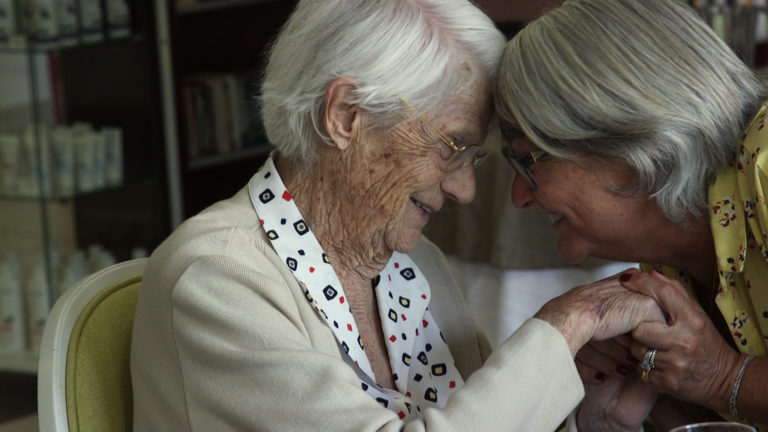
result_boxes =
[495,0,766,223]
[261,0,506,163]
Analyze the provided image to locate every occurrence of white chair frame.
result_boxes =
[37,258,148,432]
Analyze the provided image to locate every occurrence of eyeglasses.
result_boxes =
[400,98,489,170]
[501,144,547,189]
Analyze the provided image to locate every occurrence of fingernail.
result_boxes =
[627,353,639,364]
[616,364,630,376]
[595,371,606,382]
[620,273,633,282]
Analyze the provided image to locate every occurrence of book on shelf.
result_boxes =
[181,71,268,161]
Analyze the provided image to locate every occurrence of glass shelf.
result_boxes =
[0,34,146,55]
[0,181,139,202]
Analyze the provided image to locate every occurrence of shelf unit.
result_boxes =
[166,0,296,218]
[0,2,176,375]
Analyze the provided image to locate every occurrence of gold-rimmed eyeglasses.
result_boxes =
[400,98,488,170]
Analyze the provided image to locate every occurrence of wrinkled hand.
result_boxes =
[576,335,658,431]
[622,270,742,411]
[575,338,657,431]
[535,268,666,356]
[562,269,664,431]
[578,373,659,432]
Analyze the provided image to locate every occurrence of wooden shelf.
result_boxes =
[176,0,278,15]
[188,145,272,170]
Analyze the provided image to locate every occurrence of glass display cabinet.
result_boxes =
[0,0,173,375]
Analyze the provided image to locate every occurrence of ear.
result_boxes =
[323,77,361,151]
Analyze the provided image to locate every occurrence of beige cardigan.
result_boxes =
[130,179,584,431]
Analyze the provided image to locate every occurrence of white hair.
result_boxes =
[495,0,766,223]
[261,0,506,163]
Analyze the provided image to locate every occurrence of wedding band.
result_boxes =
[640,348,658,372]
[641,368,650,383]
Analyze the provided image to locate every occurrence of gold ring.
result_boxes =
[641,368,650,383]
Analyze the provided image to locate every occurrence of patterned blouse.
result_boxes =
[248,157,463,420]
[643,103,768,429]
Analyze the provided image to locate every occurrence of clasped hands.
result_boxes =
[572,269,742,431]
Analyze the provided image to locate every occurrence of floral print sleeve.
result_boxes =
[643,102,768,430]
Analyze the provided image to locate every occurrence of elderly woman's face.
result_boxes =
[352,76,493,254]
[507,137,664,264]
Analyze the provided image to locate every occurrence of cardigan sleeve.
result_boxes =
[133,245,583,431]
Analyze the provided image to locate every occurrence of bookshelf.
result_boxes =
[166,0,296,218]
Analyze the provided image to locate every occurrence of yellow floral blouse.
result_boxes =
[642,103,768,429]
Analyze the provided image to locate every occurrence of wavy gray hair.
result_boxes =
[495,0,766,224]
[261,0,506,164]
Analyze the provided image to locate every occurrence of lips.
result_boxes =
[549,213,564,224]
[411,198,433,215]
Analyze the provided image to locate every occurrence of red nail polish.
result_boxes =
[595,371,606,382]
[620,273,633,282]
[616,364,629,376]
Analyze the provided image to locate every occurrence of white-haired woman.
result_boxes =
[131,0,663,430]
[496,0,768,430]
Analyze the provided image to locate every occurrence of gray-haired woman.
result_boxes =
[131,0,664,430]
[496,0,768,430]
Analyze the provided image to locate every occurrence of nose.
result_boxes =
[510,174,536,208]
[441,166,476,204]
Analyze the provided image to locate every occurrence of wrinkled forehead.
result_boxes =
[437,65,493,120]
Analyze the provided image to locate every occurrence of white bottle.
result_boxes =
[56,0,78,47]
[0,254,26,353]
[102,127,123,186]
[25,257,52,352]
[58,249,88,296]
[87,244,115,273]
[0,133,20,195]
[27,0,59,48]
[78,0,104,43]
[0,0,15,47]
[105,0,130,39]
[92,130,107,190]
[50,126,75,198]
[73,123,96,193]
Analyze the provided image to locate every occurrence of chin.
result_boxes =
[557,243,591,264]
[389,230,423,254]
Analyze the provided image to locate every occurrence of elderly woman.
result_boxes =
[131,0,663,430]
[495,0,768,430]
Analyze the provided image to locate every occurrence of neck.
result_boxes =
[655,217,716,289]
[274,152,391,287]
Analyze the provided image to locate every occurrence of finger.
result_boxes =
[580,374,659,429]
[575,357,608,384]
[577,342,634,379]
[622,272,699,324]
[631,321,676,352]
[613,333,634,348]
[595,266,641,284]
[613,374,659,419]
[648,270,691,299]
[591,338,638,370]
